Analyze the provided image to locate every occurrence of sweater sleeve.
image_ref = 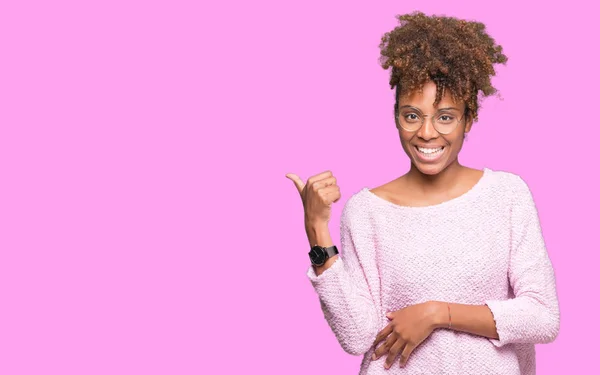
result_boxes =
[306,201,380,356]
[485,175,560,347]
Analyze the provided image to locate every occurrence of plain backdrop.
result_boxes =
[0,0,598,374]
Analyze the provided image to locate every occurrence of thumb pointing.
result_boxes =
[285,173,305,195]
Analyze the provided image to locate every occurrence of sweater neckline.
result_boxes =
[361,167,492,211]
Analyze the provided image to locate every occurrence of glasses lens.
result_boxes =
[433,113,459,134]
[397,109,461,134]
[397,111,422,132]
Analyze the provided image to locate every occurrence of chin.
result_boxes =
[417,165,444,175]
[413,160,448,175]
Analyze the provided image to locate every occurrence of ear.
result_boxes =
[464,113,474,134]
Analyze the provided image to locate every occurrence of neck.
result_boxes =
[406,159,466,193]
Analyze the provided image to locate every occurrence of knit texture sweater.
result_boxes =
[306,168,560,374]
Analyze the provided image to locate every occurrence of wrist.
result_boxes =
[305,222,332,247]
[428,301,448,329]
[305,217,328,230]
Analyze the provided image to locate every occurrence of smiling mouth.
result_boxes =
[415,146,445,155]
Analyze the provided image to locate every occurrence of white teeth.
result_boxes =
[417,147,443,154]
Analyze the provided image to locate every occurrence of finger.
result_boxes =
[307,170,333,184]
[399,343,415,367]
[373,332,396,360]
[285,173,305,195]
[306,171,333,189]
[310,175,337,192]
[320,186,340,205]
[385,338,406,369]
[372,323,393,348]
[324,187,341,204]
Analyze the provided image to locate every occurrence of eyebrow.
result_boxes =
[399,105,461,111]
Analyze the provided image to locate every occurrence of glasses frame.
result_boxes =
[394,104,467,135]
[393,87,468,135]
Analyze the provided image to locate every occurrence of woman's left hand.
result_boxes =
[371,301,442,369]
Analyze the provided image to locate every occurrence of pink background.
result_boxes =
[0,0,597,374]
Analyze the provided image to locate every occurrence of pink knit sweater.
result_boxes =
[306,168,560,374]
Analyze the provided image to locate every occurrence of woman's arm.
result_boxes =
[429,176,560,346]
[429,301,499,339]
[429,176,560,345]
[483,175,560,347]
[306,199,381,356]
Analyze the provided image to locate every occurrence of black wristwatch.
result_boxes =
[308,245,339,266]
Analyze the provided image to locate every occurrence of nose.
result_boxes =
[416,116,439,140]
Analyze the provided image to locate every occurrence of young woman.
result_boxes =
[286,11,559,374]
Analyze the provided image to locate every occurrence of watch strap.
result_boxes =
[323,245,339,257]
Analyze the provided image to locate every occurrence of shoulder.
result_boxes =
[485,168,532,194]
[484,168,536,208]
[339,187,373,227]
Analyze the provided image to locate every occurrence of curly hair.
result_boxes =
[379,11,508,123]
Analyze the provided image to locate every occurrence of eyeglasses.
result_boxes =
[394,105,466,135]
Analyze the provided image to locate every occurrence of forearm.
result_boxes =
[305,218,379,355]
[305,221,338,276]
[431,301,499,340]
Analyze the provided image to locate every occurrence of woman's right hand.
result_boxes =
[286,170,341,227]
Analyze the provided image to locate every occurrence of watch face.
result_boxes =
[309,246,326,265]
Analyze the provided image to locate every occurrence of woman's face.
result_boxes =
[396,80,473,176]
